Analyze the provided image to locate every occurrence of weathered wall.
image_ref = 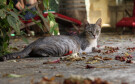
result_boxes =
[86,0,133,27]
[88,0,109,25]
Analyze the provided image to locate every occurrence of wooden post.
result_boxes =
[59,0,87,22]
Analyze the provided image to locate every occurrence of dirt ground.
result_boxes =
[0,33,135,84]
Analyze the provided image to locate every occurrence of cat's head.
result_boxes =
[85,18,102,39]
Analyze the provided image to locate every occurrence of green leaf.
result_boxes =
[47,13,59,35]
[3,42,8,50]
[3,32,9,42]
[54,29,58,35]
[7,15,20,35]
[35,11,48,22]
[49,20,59,35]
[48,13,55,21]
[8,0,14,9]
[0,9,6,19]
[50,24,55,34]
[7,11,20,22]
[43,0,49,10]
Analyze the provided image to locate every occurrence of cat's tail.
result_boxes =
[0,44,34,61]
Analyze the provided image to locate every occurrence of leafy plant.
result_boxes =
[0,0,59,56]
[28,0,59,35]
[47,13,59,35]
[0,1,21,56]
[43,0,50,10]
[43,0,59,35]
[50,0,59,12]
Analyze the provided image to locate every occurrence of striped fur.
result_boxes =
[0,18,102,61]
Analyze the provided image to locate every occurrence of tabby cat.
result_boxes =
[0,18,102,61]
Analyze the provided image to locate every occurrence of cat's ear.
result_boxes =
[96,18,102,27]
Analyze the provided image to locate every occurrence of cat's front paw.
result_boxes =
[92,47,101,53]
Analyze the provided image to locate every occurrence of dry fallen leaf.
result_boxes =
[66,62,72,66]
[7,60,17,62]
[10,47,19,51]
[43,59,60,64]
[126,59,133,63]
[86,56,104,64]
[115,54,133,63]
[115,56,126,62]
[103,46,119,54]
[127,47,135,51]
[36,75,111,84]
[86,60,100,64]
[86,65,95,69]
[3,74,24,78]
[60,55,85,61]
[82,52,87,55]
[94,55,102,59]
[103,57,112,60]
[36,76,58,84]
[55,74,64,77]
[63,75,110,84]
[93,49,101,53]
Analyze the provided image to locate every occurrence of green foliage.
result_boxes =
[43,0,59,35]
[50,0,59,12]
[43,0,50,10]
[47,13,59,35]
[0,0,59,56]
[0,1,21,56]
